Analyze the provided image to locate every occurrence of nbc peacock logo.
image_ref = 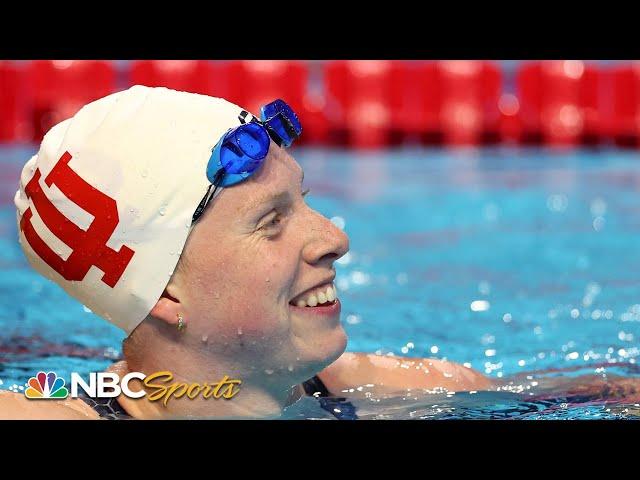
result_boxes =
[25,371,69,399]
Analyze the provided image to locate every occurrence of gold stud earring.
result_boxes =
[177,313,186,332]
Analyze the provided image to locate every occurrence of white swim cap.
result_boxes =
[14,85,248,334]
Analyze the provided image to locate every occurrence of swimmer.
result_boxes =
[0,86,637,419]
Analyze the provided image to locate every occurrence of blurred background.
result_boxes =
[2,60,640,418]
[2,60,640,149]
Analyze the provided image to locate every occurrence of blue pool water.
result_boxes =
[1,145,639,419]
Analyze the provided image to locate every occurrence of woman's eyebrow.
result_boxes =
[239,191,291,217]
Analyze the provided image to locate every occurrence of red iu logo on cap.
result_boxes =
[20,151,135,288]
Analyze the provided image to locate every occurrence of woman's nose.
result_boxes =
[302,210,350,267]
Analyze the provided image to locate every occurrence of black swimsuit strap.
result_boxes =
[301,375,359,420]
[301,374,333,397]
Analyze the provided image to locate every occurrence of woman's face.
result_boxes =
[170,144,350,383]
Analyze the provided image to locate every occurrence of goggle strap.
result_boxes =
[238,110,251,124]
[211,168,226,187]
[192,168,226,222]
[192,183,214,223]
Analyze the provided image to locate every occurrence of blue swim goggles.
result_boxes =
[192,99,302,222]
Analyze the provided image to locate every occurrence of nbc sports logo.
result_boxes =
[21,370,241,404]
[24,371,69,399]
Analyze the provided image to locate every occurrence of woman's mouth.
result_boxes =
[289,282,341,318]
[290,283,338,308]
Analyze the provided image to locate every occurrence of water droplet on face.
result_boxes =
[287,365,294,372]
[264,369,274,375]
[237,327,243,336]
[201,335,208,343]
[159,206,167,216]
[265,277,270,283]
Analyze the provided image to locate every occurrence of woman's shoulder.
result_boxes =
[0,389,100,420]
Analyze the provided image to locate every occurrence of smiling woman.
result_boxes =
[114,135,353,418]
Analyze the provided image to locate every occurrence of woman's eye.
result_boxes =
[260,211,283,230]
[268,214,282,227]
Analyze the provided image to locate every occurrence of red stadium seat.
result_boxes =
[540,61,585,146]
[516,62,544,144]
[0,61,30,143]
[388,61,440,144]
[324,60,393,149]
[438,61,502,146]
[581,63,605,145]
[439,61,483,145]
[27,60,116,142]
[610,63,640,146]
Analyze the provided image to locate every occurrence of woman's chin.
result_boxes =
[293,323,348,373]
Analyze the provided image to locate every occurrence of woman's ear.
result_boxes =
[149,289,183,328]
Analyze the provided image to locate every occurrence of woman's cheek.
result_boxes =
[204,238,297,348]
[212,290,287,342]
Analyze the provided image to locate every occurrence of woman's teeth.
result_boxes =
[295,284,337,307]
